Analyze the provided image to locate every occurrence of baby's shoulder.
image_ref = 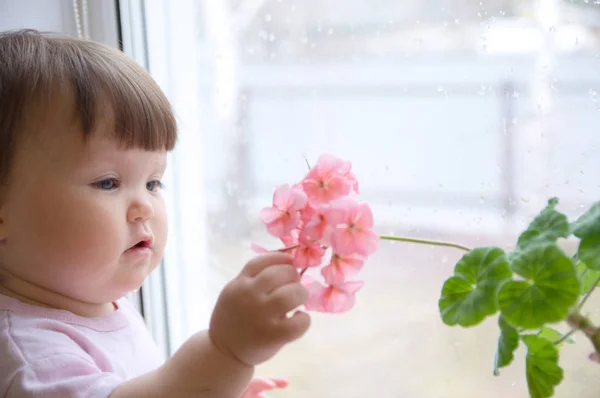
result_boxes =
[0,309,99,366]
[0,310,130,397]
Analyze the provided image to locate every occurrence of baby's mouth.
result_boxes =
[127,240,151,251]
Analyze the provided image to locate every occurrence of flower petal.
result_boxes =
[321,254,365,284]
[325,175,352,201]
[323,286,356,313]
[322,281,364,313]
[241,376,289,398]
[293,239,326,268]
[258,207,282,225]
[272,184,292,209]
[250,242,269,253]
[331,229,360,256]
[287,187,308,211]
[355,229,379,256]
[345,171,359,194]
[355,202,374,229]
[302,276,327,312]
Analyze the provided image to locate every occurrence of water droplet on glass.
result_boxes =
[589,89,597,102]
[521,197,530,203]
[437,86,444,92]
[549,26,556,33]
[264,14,272,23]
[268,33,276,42]
[454,18,460,25]
[328,27,334,35]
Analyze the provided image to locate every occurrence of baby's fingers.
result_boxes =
[268,282,309,315]
[241,253,293,277]
[276,309,311,343]
[254,264,300,294]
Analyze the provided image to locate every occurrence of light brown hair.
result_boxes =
[0,29,177,185]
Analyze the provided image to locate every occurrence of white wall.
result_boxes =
[0,0,119,47]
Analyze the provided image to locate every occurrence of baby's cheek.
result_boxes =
[151,202,168,253]
[40,198,124,277]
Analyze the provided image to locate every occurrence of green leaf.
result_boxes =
[439,247,512,327]
[578,235,600,271]
[537,327,574,347]
[493,316,519,375]
[516,198,569,251]
[577,260,600,293]
[522,335,563,398]
[571,201,600,238]
[498,245,579,329]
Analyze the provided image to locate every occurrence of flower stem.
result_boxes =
[379,235,471,252]
[555,275,600,346]
[275,244,299,253]
[566,313,600,354]
[578,274,600,311]
[304,156,311,170]
[554,329,576,345]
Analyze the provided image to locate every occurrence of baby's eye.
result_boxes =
[146,180,165,192]
[95,178,119,190]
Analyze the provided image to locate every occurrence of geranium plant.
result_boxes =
[250,154,600,398]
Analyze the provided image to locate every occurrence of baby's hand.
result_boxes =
[209,252,311,366]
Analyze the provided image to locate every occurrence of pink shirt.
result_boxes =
[0,294,165,397]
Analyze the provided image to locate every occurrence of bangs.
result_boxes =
[59,36,178,151]
[4,30,177,153]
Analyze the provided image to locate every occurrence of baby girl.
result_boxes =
[0,29,309,397]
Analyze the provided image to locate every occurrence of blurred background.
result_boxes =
[186,1,600,396]
[3,0,600,396]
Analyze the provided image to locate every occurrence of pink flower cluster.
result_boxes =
[256,154,379,313]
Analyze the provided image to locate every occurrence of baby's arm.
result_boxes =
[111,252,310,398]
[110,331,253,397]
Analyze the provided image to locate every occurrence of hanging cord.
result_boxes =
[72,0,90,39]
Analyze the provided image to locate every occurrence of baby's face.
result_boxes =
[0,109,168,307]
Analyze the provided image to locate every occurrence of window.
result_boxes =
[125,0,600,396]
